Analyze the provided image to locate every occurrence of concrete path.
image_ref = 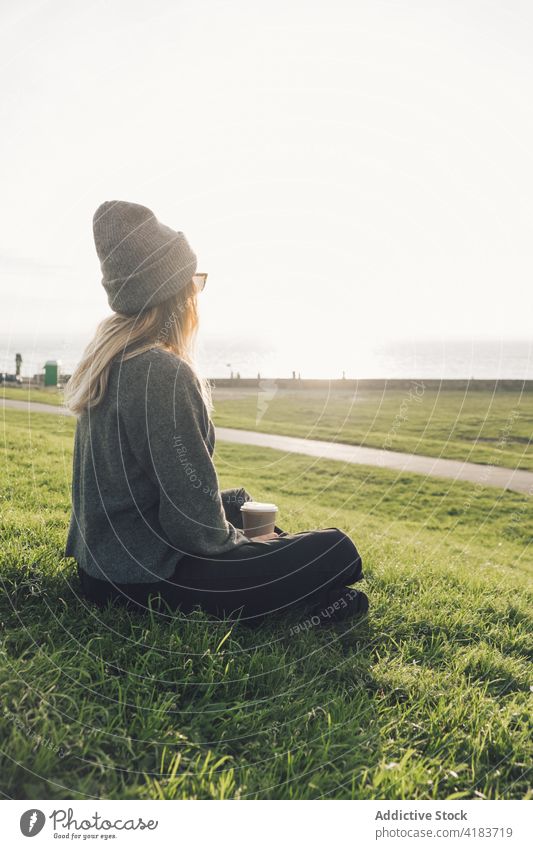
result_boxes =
[217,427,533,495]
[2,398,72,416]
[2,398,532,496]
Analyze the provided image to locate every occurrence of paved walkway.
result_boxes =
[2,399,71,416]
[3,398,532,495]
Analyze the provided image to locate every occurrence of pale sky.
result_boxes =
[1,0,533,376]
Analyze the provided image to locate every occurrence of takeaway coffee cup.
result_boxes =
[240,501,278,539]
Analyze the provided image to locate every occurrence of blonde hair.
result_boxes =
[65,280,211,415]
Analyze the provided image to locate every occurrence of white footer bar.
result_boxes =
[2,799,530,848]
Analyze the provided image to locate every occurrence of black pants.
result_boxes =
[78,488,363,622]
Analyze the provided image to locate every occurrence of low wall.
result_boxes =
[16,376,533,392]
[210,378,533,392]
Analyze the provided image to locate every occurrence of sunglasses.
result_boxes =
[192,273,208,292]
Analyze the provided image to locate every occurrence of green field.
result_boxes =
[5,383,533,471]
[212,386,533,471]
[1,407,531,799]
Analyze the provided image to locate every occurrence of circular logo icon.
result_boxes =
[20,810,46,837]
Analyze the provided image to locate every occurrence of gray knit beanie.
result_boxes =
[93,200,198,315]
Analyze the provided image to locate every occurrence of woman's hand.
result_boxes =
[251,532,279,541]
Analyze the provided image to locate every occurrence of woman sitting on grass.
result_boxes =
[65,200,368,625]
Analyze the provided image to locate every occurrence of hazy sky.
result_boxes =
[1,0,533,374]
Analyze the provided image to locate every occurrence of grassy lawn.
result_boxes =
[1,385,64,406]
[4,384,533,471]
[212,387,533,471]
[0,408,532,799]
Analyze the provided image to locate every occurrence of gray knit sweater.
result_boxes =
[65,347,249,583]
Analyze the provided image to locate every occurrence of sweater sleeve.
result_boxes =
[121,351,249,556]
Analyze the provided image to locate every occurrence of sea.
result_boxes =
[1,336,532,381]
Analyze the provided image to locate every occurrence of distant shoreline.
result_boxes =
[2,337,532,383]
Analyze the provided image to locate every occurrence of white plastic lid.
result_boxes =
[240,501,278,512]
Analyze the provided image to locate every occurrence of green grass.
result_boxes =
[212,387,533,471]
[5,384,533,470]
[1,408,532,799]
[1,385,64,406]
